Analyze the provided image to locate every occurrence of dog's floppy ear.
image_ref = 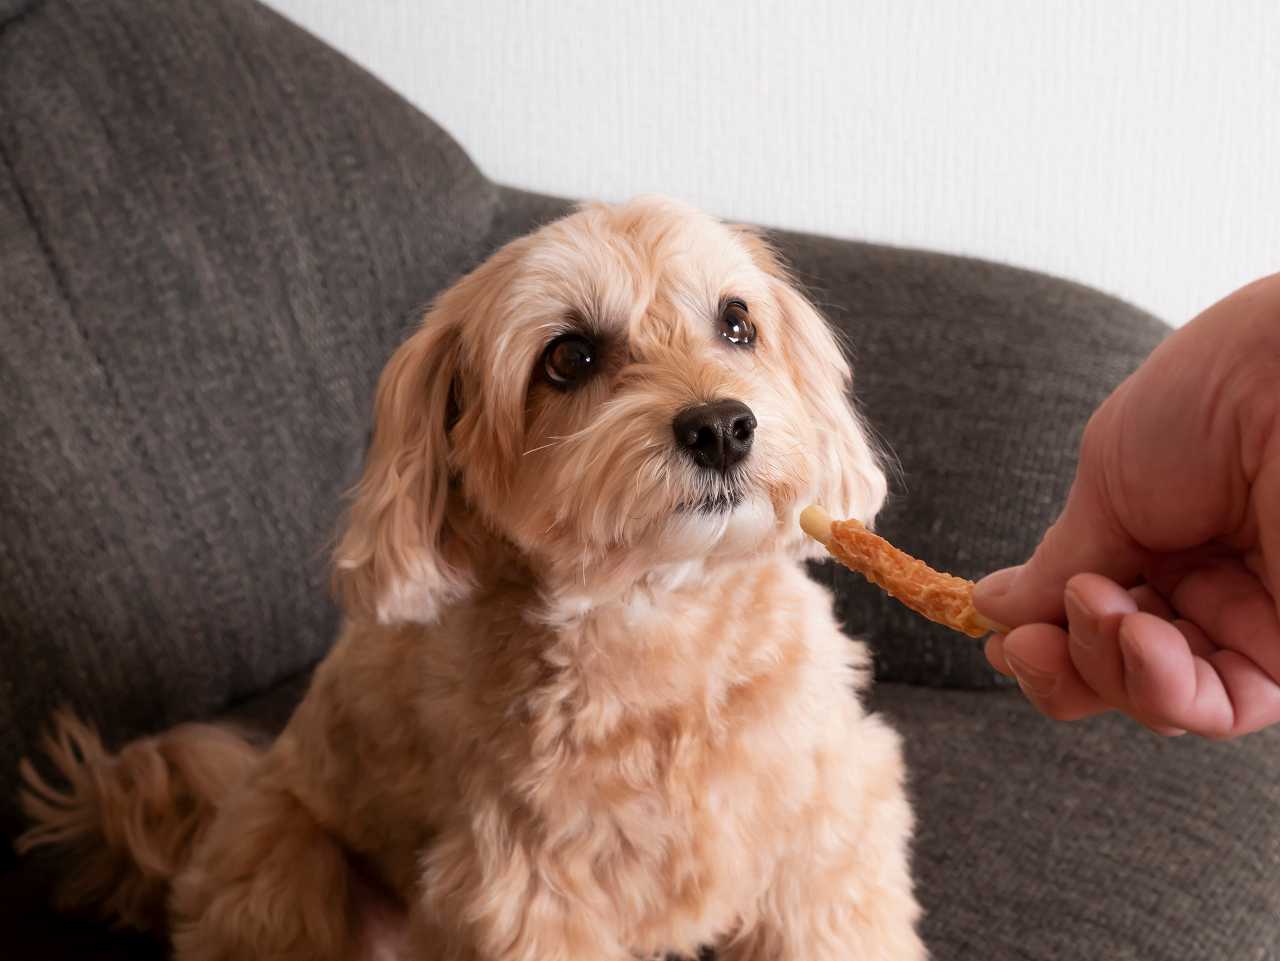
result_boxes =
[333,304,471,625]
[736,227,888,523]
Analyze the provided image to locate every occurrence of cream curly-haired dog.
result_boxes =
[19,197,924,961]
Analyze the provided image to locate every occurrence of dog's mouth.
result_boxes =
[675,486,745,514]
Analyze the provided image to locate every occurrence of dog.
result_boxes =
[19,196,924,961]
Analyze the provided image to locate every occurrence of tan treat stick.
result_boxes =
[800,506,1009,638]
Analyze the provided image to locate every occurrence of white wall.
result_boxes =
[263,0,1280,327]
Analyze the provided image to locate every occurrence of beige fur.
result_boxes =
[19,197,923,961]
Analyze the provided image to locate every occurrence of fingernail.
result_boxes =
[1005,652,1058,699]
[974,565,1022,604]
[1063,586,1100,652]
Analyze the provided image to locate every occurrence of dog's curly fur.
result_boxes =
[19,197,924,961]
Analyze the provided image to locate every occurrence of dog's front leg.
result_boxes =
[409,823,635,961]
[721,716,926,961]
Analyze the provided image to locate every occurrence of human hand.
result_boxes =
[974,274,1280,738]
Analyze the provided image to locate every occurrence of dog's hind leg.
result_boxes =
[171,769,407,961]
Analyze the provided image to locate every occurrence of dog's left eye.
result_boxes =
[543,333,597,389]
[718,299,756,347]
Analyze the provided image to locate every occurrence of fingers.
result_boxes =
[1115,613,1225,733]
[1172,618,1216,659]
[984,575,1280,738]
[1129,583,1175,619]
[1156,555,1280,683]
[984,633,1013,677]
[1063,574,1137,710]
[982,574,1192,735]
[1207,650,1280,735]
[1118,613,1280,737]
[984,614,1188,734]
[992,623,1109,722]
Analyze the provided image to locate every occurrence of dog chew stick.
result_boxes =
[800,506,1009,638]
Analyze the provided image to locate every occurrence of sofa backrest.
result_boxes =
[0,0,499,840]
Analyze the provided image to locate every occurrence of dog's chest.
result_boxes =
[518,570,848,948]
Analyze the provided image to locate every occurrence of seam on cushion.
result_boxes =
[0,87,194,612]
[0,89,205,709]
[242,0,503,300]
[0,134,75,314]
[0,130,136,426]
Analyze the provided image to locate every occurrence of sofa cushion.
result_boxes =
[0,0,499,840]
[871,683,1280,960]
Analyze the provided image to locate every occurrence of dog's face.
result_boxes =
[336,197,886,623]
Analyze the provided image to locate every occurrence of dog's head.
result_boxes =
[335,197,886,623]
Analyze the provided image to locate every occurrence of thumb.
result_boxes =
[973,468,1148,628]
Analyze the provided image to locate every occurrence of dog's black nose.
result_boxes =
[672,399,756,472]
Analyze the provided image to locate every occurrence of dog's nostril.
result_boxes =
[672,399,756,472]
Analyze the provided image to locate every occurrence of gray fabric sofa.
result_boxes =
[3,0,1278,958]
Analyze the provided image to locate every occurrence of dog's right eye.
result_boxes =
[718,299,756,347]
[543,334,597,389]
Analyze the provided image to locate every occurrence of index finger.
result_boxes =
[1156,556,1280,686]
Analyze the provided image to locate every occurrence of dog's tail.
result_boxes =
[16,709,261,933]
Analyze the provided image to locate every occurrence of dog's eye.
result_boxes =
[718,299,756,347]
[543,334,597,389]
